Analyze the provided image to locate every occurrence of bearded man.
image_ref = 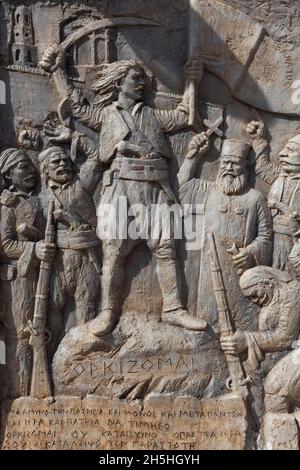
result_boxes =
[38,146,101,357]
[179,136,273,330]
[247,121,300,273]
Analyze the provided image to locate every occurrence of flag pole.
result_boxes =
[188,0,203,127]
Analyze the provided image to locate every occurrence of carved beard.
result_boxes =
[217,172,248,195]
[48,168,74,185]
[53,173,72,184]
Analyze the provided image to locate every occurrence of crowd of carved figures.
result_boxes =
[0,44,300,438]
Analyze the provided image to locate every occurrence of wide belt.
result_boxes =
[56,230,100,250]
[112,157,169,182]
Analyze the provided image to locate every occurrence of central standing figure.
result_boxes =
[43,54,206,335]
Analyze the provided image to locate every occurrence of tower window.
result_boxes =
[15,49,20,61]
[27,50,32,62]
[16,13,20,23]
[25,14,29,23]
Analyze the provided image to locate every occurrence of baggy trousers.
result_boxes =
[98,177,184,314]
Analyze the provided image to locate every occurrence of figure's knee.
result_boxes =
[264,358,298,414]
[264,376,290,414]
[264,393,290,414]
[102,240,127,266]
[151,239,176,261]
[47,303,65,347]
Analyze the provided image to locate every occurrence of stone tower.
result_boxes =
[11,6,37,66]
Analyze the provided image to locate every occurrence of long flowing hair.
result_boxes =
[91,60,152,110]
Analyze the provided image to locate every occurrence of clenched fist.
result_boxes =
[220,331,247,355]
[246,120,268,154]
[44,122,73,144]
[35,241,56,262]
[246,121,265,141]
[187,132,210,159]
[246,121,265,139]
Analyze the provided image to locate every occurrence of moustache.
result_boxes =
[279,156,300,166]
[56,168,72,174]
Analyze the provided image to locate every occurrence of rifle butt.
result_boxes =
[226,354,250,399]
[30,344,52,399]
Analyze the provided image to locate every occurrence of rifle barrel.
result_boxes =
[30,200,55,398]
[207,232,250,396]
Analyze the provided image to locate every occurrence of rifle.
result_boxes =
[207,232,251,398]
[29,200,56,398]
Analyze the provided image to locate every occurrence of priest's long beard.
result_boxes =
[217,172,248,195]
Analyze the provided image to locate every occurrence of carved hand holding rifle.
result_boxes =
[29,201,56,399]
[220,264,300,414]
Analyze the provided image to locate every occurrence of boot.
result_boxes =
[162,308,207,331]
[89,263,124,336]
[89,308,116,336]
[156,257,207,330]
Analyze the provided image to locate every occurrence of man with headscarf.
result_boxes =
[179,136,273,330]
[0,148,55,396]
[41,50,206,335]
[221,266,300,414]
[247,121,300,273]
[38,146,101,357]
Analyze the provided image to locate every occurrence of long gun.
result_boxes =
[29,200,56,398]
[207,232,251,398]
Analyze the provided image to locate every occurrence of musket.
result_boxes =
[29,200,56,398]
[207,232,251,398]
[185,116,224,159]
